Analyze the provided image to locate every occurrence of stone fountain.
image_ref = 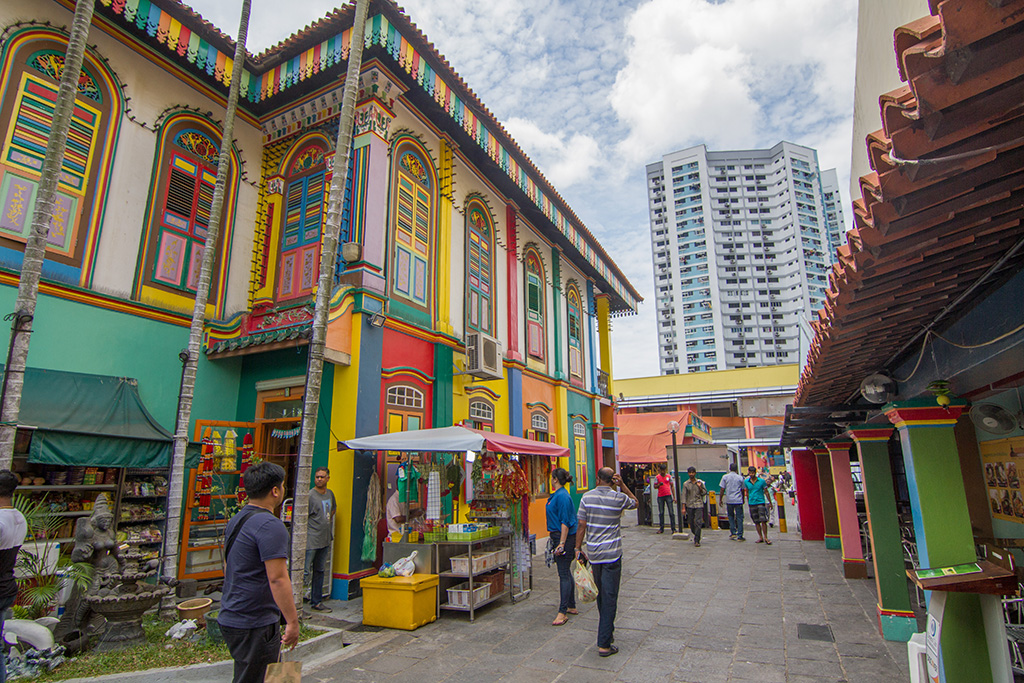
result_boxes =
[84,549,169,652]
[53,495,169,652]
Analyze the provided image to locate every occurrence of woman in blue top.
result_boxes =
[546,467,578,625]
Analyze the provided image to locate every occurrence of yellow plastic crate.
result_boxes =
[360,573,438,631]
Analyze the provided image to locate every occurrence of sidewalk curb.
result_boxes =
[54,626,389,683]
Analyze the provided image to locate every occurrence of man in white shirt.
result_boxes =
[385,488,423,534]
[0,470,28,683]
[719,463,746,541]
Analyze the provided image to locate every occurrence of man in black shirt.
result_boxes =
[218,462,299,683]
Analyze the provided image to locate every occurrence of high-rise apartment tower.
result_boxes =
[646,142,844,375]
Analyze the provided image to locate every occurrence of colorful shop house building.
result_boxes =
[0,0,640,598]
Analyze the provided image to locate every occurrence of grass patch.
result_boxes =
[33,616,324,682]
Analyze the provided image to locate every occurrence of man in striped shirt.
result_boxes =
[575,467,637,657]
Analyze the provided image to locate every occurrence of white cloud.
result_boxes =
[504,118,602,188]
[611,0,857,171]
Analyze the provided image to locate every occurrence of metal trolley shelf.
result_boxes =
[435,532,512,622]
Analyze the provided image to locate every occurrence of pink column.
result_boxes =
[505,204,521,361]
[792,449,825,541]
[826,439,867,579]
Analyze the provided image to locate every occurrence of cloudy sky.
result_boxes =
[188,0,860,378]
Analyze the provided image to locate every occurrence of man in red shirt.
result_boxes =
[654,464,676,534]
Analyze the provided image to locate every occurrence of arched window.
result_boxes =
[468,399,494,431]
[0,35,120,277]
[137,114,237,307]
[566,283,584,385]
[386,385,424,409]
[278,141,327,301]
[524,249,546,361]
[465,199,494,334]
[530,411,549,441]
[390,139,435,312]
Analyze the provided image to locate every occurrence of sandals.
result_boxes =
[566,608,579,614]
[598,645,619,657]
[552,615,568,626]
[765,540,772,545]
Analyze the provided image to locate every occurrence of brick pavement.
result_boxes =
[306,508,913,682]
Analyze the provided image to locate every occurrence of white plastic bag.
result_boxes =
[164,619,197,639]
[393,550,418,577]
[571,558,598,603]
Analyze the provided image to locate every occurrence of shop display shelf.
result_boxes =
[119,516,166,524]
[17,484,117,491]
[120,495,165,500]
[440,561,509,579]
[126,539,162,545]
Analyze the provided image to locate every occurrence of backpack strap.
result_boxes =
[224,505,271,561]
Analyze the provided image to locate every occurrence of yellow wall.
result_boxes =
[616,364,799,397]
[329,313,363,578]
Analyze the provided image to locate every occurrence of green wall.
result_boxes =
[0,285,242,433]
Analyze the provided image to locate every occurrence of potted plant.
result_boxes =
[13,495,94,620]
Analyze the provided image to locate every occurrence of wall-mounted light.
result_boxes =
[341,241,362,263]
[368,312,386,328]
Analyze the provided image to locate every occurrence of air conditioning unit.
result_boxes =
[465,332,503,380]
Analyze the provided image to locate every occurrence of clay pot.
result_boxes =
[176,597,213,625]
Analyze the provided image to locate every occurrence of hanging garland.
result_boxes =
[271,426,301,439]
[197,429,215,520]
[236,432,254,506]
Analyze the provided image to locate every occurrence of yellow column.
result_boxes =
[436,139,455,336]
[596,294,613,395]
[329,315,363,597]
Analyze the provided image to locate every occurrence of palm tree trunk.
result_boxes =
[162,0,251,586]
[0,0,95,468]
[290,0,370,606]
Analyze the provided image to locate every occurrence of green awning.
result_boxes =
[3,366,173,469]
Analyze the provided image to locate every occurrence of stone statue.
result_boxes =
[54,494,124,641]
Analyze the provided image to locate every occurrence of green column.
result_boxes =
[814,448,841,549]
[847,424,915,642]
[551,251,564,380]
[886,400,993,683]
[433,343,453,428]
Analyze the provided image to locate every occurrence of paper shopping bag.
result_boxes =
[265,660,302,683]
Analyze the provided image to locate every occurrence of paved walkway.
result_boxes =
[305,509,913,682]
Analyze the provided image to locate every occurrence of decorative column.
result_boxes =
[846,424,915,641]
[814,447,841,550]
[551,252,564,380]
[505,205,522,362]
[886,399,999,683]
[825,438,867,579]
[791,449,824,541]
[435,137,455,336]
[346,67,404,298]
[595,294,613,397]
[586,281,599,395]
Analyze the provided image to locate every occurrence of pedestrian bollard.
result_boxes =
[776,490,787,533]
[709,491,719,530]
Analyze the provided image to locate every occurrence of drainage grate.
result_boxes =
[788,563,811,571]
[797,623,834,642]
